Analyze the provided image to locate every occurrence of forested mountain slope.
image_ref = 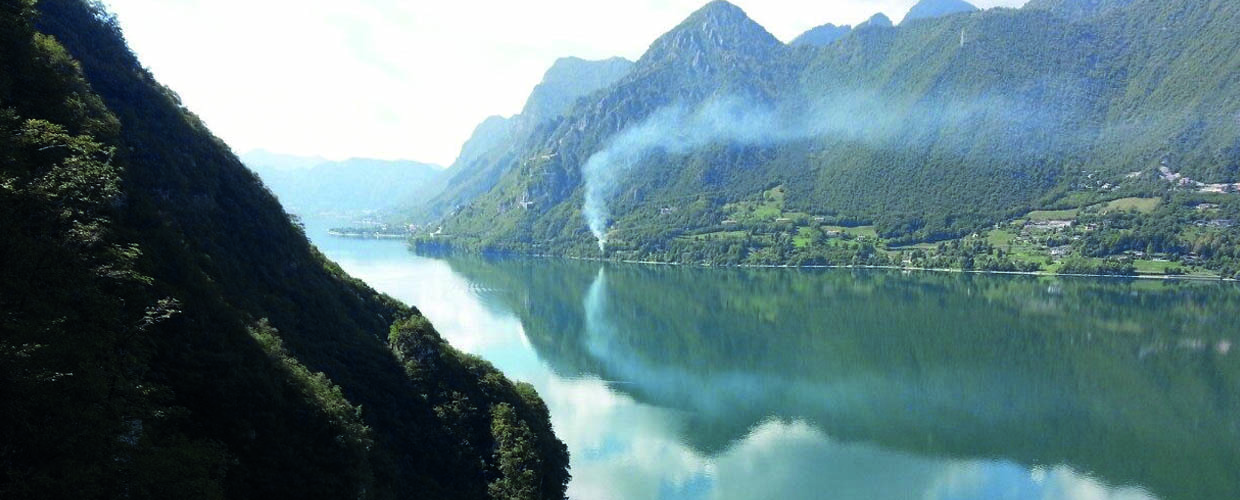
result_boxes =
[901,0,978,24]
[412,0,1240,274]
[2,1,568,498]
[401,56,634,224]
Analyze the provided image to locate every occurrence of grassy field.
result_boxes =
[1026,209,1079,221]
[986,229,1018,247]
[1101,197,1161,214]
[823,225,878,238]
[680,230,749,242]
[725,186,786,222]
[1134,259,1177,275]
[1023,197,1160,222]
[790,227,812,248]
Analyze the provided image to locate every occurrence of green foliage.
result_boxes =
[388,317,571,499]
[489,404,541,500]
[1057,256,1138,276]
[4,1,570,498]
[410,0,1240,273]
[1,16,227,497]
[248,319,375,495]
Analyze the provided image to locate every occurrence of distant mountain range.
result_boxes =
[241,152,443,216]
[401,0,1240,273]
[243,56,636,219]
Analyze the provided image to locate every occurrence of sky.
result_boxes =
[101,0,1028,166]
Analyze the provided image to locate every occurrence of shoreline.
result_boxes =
[575,257,1236,282]
[360,235,1238,282]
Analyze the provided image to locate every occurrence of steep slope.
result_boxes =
[1025,0,1137,21]
[4,1,569,498]
[901,0,978,24]
[453,115,516,171]
[243,154,445,216]
[421,1,794,250]
[402,56,634,224]
[520,57,634,122]
[790,23,852,47]
[856,13,895,29]
[416,0,1240,264]
[1083,0,1240,182]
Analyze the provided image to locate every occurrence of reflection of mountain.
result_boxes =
[443,256,1240,500]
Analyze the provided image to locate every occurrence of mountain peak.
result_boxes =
[640,0,781,66]
[902,0,978,24]
[857,13,894,29]
[791,23,853,47]
[685,0,751,25]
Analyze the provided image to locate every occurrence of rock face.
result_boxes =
[521,56,634,122]
[901,0,978,24]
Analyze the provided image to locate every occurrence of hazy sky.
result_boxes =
[101,0,1027,165]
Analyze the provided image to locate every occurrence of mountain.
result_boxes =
[237,148,327,171]
[1024,0,1137,21]
[3,1,568,498]
[453,115,516,170]
[242,153,445,215]
[856,12,894,29]
[790,23,852,47]
[901,0,978,24]
[400,56,635,224]
[520,57,635,122]
[411,0,1240,274]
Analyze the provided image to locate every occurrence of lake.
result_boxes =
[304,217,1239,500]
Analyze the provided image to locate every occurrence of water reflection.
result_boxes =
[443,257,1238,500]
[303,219,1238,499]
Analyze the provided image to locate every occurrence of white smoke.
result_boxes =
[580,88,1075,252]
[582,96,789,251]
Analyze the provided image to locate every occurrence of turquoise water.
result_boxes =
[305,217,1239,500]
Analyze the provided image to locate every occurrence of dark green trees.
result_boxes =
[2,1,570,498]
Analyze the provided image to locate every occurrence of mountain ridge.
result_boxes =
[410,0,1240,276]
[242,153,445,215]
[902,0,979,24]
[791,23,852,47]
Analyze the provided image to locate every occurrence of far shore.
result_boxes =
[330,233,1237,282]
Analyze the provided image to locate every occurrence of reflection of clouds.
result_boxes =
[1034,466,1155,500]
[712,420,1157,500]
[532,374,704,500]
[319,239,1162,500]
[330,255,525,356]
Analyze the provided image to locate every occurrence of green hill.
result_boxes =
[411,0,1240,275]
[2,1,568,498]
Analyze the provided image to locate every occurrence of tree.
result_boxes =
[489,403,541,500]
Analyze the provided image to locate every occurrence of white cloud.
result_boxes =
[101,0,1028,165]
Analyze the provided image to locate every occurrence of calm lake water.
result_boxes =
[304,217,1239,500]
